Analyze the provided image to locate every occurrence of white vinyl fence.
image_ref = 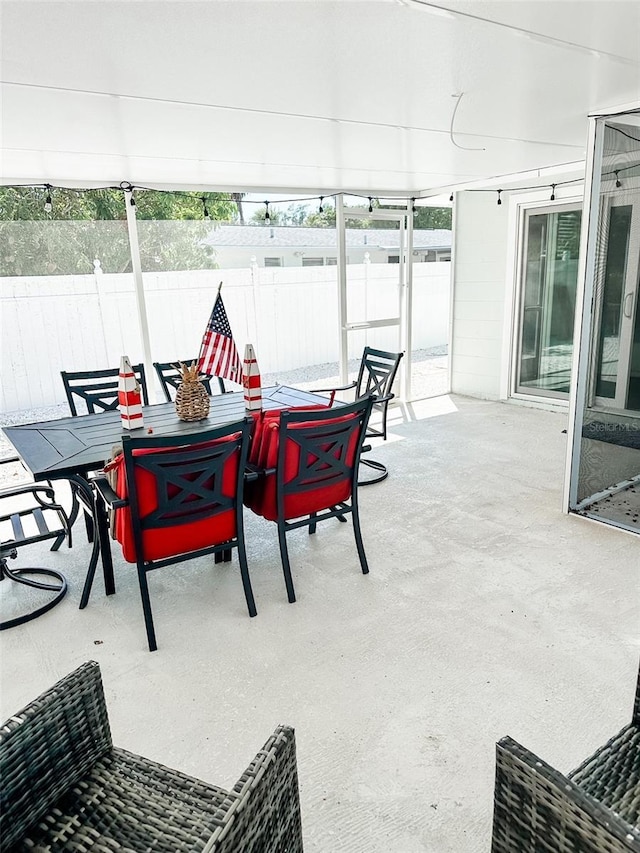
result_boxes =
[1,262,450,412]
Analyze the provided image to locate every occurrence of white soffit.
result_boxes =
[1,0,639,195]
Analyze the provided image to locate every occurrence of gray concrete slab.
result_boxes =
[1,394,638,853]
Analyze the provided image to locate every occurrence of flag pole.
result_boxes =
[217,281,223,295]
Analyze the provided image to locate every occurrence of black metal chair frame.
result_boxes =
[0,477,71,630]
[60,364,150,547]
[268,395,374,604]
[92,419,256,651]
[315,346,404,486]
[153,359,226,401]
[61,364,149,416]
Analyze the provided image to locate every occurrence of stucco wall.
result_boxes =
[450,191,509,400]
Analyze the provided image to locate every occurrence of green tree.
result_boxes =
[412,206,452,230]
[0,187,237,275]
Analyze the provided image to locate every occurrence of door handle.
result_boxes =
[623,292,634,319]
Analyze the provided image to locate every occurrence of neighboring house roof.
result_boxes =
[203,225,451,251]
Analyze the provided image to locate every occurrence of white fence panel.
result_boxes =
[1,263,450,413]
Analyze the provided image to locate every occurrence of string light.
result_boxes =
[201,196,210,219]
[264,201,270,225]
[368,197,373,213]
[411,197,417,213]
[318,196,324,214]
[449,193,454,202]
[497,190,502,206]
[44,184,52,213]
[129,191,136,207]
[550,184,556,201]
[615,171,622,188]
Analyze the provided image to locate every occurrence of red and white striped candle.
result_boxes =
[242,344,262,412]
[118,355,144,430]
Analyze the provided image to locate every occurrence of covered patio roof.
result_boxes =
[1,0,639,196]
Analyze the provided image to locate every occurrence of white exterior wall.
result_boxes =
[450,192,509,400]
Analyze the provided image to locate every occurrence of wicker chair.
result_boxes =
[0,661,304,852]
[491,663,640,852]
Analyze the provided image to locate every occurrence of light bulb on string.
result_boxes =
[318,196,324,214]
[497,190,502,206]
[550,184,556,201]
[368,197,373,213]
[449,193,454,203]
[615,171,622,188]
[411,197,417,214]
[264,201,270,225]
[44,184,52,213]
[202,196,210,219]
[129,189,136,207]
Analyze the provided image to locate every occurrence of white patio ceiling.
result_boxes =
[1,0,639,197]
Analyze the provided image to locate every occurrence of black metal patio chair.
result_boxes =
[491,660,640,852]
[0,460,70,630]
[89,419,256,651]
[314,346,403,485]
[0,661,304,852]
[154,359,226,401]
[61,364,149,416]
[244,395,375,603]
[60,364,150,543]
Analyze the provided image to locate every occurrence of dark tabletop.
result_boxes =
[3,385,332,480]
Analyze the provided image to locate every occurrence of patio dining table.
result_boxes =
[2,385,332,609]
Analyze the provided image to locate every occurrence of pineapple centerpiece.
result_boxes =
[174,361,210,421]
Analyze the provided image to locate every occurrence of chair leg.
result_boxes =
[351,503,370,575]
[83,509,95,543]
[277,522,297,603]
[136,565,158,652]
[308,512,317,535]
[237,540,257,617]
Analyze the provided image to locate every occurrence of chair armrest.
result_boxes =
[244,463,260,483]
[0,454,20,465]
[203,725,303,853]
[0,661,112,849]
[491,736,640,853]
[0,482,56,501]
[310,380,357,394]
[568,721,640,826]
[93,475,128,509]
[244,463,276,480]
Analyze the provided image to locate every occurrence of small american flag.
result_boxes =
[197,291,242,383]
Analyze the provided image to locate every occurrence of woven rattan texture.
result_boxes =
[568,725,640,828]
[0,661,112,849]
[1,662,304,852]
[9,747,230,852]
[492,737,640,853]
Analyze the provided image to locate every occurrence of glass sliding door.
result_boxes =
[566,109,640,535]
[593,202,640,409]
[515,205,581,398]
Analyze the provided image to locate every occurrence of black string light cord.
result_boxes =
[3,159,638,215]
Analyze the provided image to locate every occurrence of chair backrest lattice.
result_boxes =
[61,365,149,416]
[355,347,403,439]
[275,397,374,520]
[118,420,251,564]
[153,360,225,402]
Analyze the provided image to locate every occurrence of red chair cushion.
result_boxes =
[246,411,360,522]
[109,437,240,563]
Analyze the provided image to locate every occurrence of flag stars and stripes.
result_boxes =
[197,292,242,383]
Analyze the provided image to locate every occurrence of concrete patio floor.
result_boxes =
[1,394,638,853]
